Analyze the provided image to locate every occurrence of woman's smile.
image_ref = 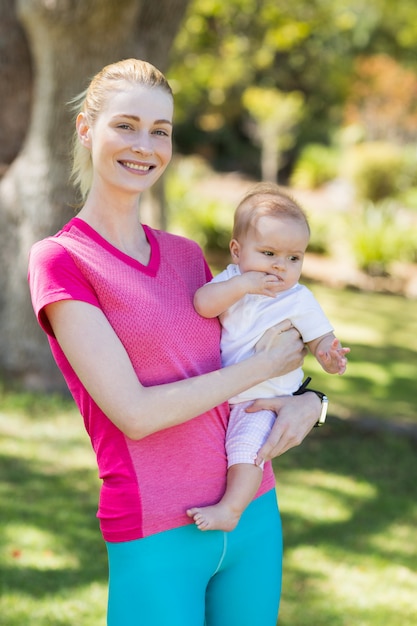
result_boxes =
[118,160,156,173]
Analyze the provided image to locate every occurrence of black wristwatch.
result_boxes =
[293,377,328,427]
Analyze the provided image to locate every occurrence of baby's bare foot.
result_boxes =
[187,503,241,531]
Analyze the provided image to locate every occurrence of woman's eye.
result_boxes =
[118,124,132,130]
[154,129,169,137]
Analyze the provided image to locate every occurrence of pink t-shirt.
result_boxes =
[28,218,275,542]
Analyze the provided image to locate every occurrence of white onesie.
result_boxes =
[211,264,333,466]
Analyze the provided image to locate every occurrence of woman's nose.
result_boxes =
[132,132,153,155]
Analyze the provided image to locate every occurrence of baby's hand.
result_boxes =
[317,338,350,375]
[241,271,282,298]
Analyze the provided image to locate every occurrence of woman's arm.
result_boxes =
[46,299,306,440]
[245,393,322,463]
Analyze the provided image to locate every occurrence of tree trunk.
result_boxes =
[0,0,190,391]
[260,132,280,184]
[0,0,33,168]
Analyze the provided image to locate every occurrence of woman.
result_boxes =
[28,59,321,626]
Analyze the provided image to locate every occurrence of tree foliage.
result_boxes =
[169,0,417,174]
[345,54,417,143]
[242,86,304,181]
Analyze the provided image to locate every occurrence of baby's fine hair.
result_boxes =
[70,58,173,199]
[232,182,310,240]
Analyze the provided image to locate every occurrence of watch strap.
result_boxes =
[293,377,328,427]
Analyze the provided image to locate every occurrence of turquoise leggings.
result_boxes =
[105,489,282,626]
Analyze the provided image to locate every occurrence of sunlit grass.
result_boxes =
[306,284,417,351]
[2,524,79,570]
[282,545,417,624]
[301,283,417,423]
[277,470,377,524]
[0,583,106,626]
[0,408,107,626]
[275,419,417,626]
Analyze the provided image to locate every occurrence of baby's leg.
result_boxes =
[187,403,276,532]
[187,462,262,531]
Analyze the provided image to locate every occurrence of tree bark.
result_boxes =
[0,0,33,168]
[0,0,190,391]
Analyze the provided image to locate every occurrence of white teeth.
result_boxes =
[123,161,151,171]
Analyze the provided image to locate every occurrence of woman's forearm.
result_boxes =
[126,355,278,439]
[46,300,304,440]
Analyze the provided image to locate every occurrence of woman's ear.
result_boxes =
[76,112,92,148]
[229,239,241,262]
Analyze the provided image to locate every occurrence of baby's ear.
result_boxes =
[229,239,241,261]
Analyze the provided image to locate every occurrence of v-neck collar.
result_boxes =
[68,217,160,276]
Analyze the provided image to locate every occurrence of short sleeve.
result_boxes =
[28,239,100,336]
[210,264,238,284]
[291,286,333,342]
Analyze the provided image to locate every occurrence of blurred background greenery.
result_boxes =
[163,0,417,283]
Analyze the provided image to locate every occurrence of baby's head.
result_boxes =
[231,183,310,290]
[232,182,309,241]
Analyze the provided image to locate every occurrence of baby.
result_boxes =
[187,182,350,531]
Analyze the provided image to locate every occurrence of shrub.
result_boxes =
[166,156,234,254]
[291,144,340,190]
[345,142,406,202]
[397,147,417,210]
[306,214,332,255]
[347,200,416,275]
[399,187,417,213]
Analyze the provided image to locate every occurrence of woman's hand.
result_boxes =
[245,392,321,464]
[255,319,307,379]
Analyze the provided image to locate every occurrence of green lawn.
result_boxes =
[302,282,417,424]
[0,404,107,625]
[0,286,416,625]
[276,420,417,625]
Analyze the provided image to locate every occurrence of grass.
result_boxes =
[0,285,416,625]
[301,282,417,424]
[276,421,417,625]
[0,403,108,625]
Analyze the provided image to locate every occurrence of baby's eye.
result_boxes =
[289,255,300,262]
[262,250,274,256]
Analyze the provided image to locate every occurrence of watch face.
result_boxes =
[317,396,328,425]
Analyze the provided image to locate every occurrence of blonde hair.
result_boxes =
[232,182,310,240]
[70,58,173,200]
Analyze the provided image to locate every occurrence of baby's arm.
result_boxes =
[307,332,350,375]
[194,271,283,318]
